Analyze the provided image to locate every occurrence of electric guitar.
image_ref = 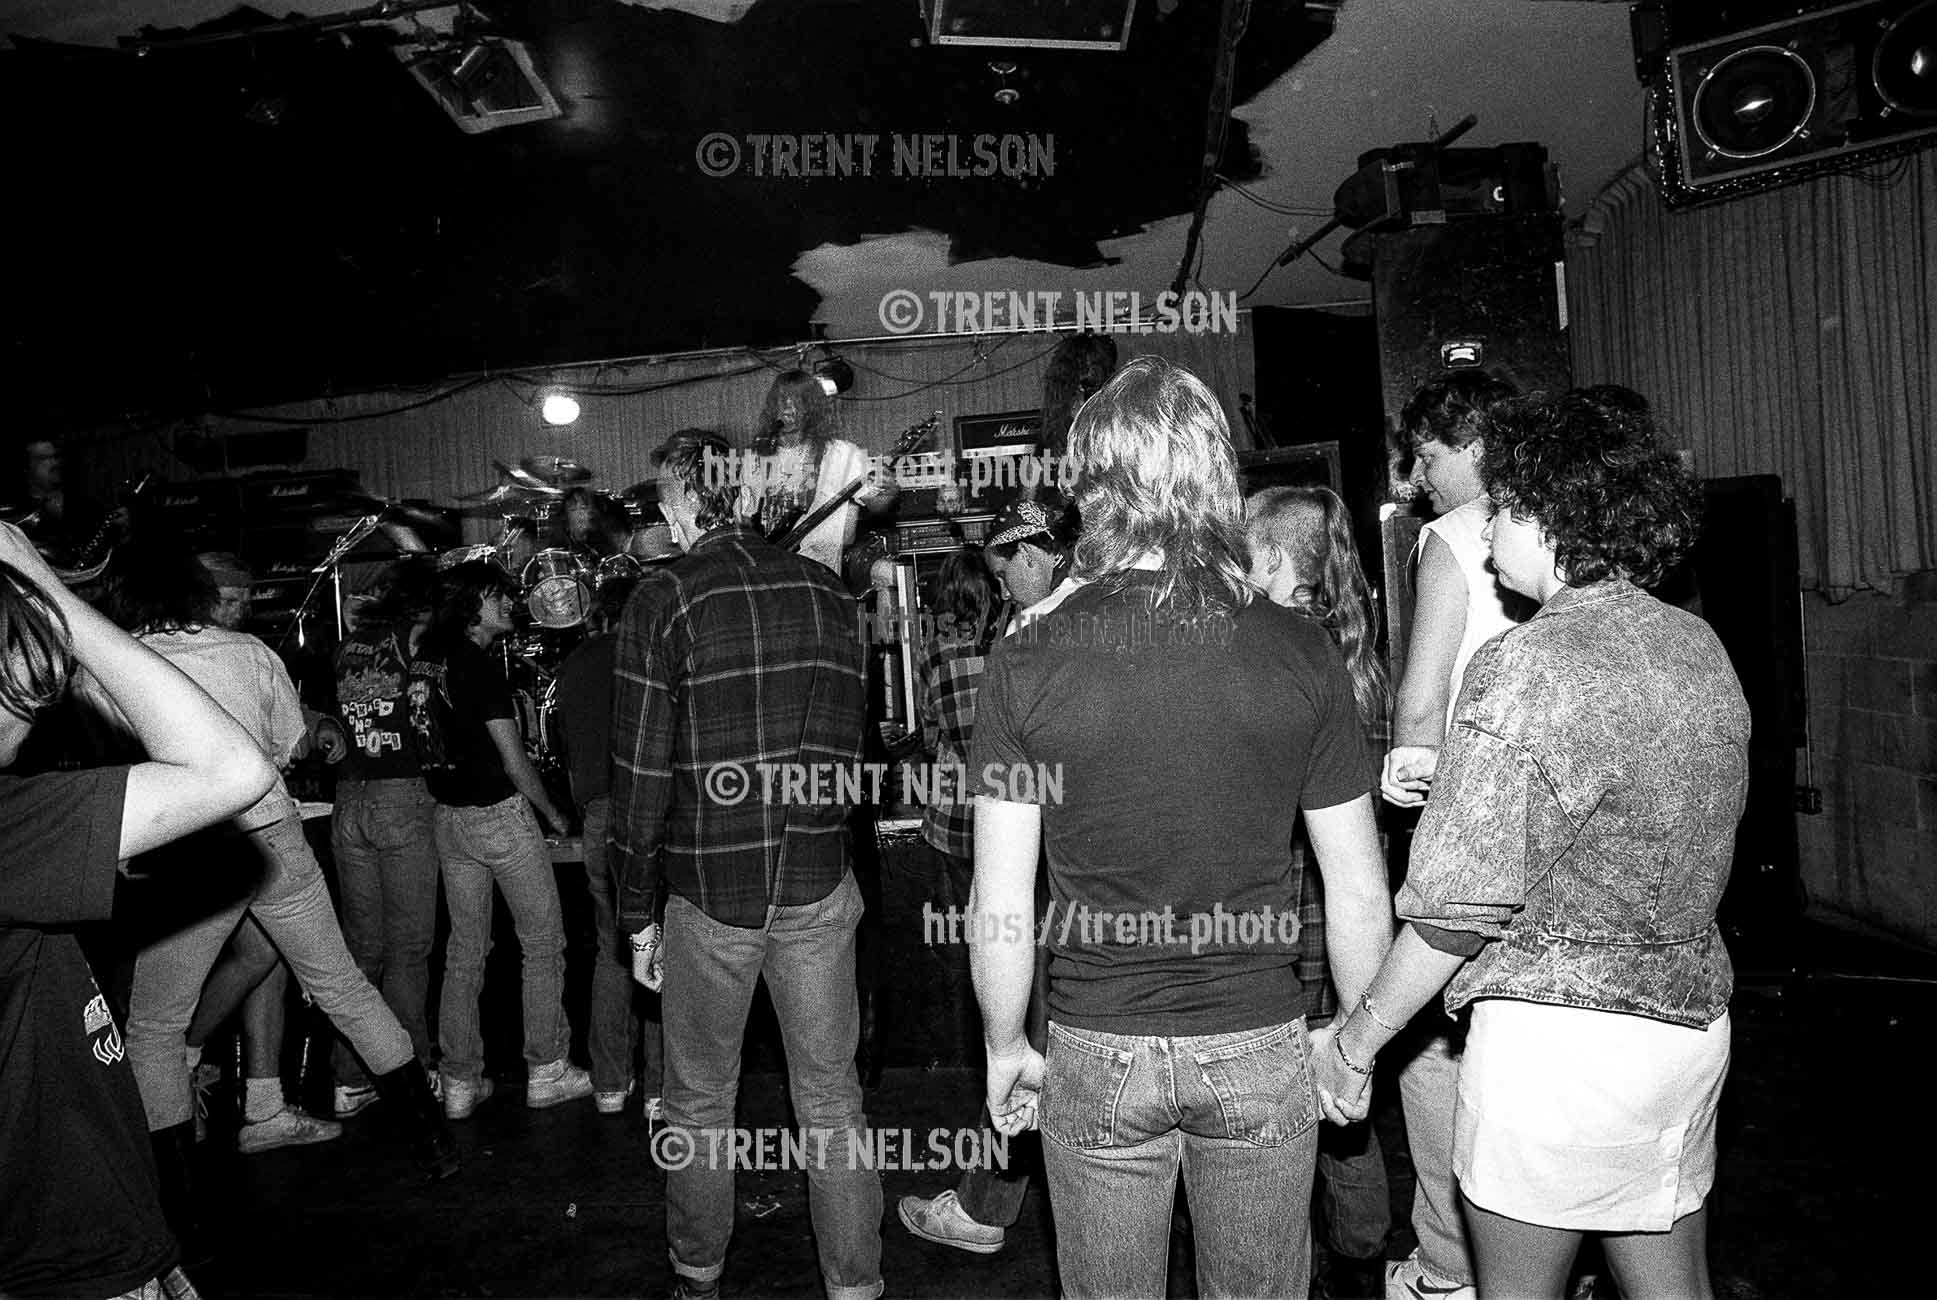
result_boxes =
[771,414,940,553]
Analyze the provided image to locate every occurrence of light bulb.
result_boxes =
[541,393,581,426]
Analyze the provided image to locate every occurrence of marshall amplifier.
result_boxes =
[892,514,995,555]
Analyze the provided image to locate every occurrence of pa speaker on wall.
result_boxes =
[1651,0,1937,207]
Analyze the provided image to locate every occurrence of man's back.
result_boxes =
[611,526,866,929]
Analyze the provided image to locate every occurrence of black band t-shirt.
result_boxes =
[407,638,518,807]
[968,572,1372,1037]
[2,766,180,1298]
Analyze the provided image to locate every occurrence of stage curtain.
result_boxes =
[1567,153,1936,597]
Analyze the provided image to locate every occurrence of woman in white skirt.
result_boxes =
[1315,386,1750,1299]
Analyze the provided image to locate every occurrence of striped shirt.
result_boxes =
[609,527,866,930]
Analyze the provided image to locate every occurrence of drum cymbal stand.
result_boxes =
[278,514,381,648]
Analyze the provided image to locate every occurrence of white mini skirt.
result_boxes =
[1453,998,1730,1233]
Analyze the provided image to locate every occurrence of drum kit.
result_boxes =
[309,454,679,769]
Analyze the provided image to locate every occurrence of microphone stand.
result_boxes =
[279,514,382,648]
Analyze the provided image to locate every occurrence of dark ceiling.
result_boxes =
[3,0,1338,426]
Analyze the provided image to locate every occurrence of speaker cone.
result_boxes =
[1692,45,1817,159]
[1874,0,1937,118]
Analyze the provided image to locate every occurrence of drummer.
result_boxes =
[553,487,630,561]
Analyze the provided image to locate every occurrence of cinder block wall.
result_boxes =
[1799,572,1937,948]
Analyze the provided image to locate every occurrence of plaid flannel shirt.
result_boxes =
[609,526,867,930]
[916,636,988,860]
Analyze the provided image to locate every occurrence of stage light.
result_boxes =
[541,393,581,426]
[814,357,855,396]
[399,36,562,134]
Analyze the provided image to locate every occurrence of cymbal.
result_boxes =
[520,455,593,487]
[452,484,557,516]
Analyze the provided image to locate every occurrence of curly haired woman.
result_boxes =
[1318,388,1749,1300]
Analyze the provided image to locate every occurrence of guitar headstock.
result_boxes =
[887,412,943,458]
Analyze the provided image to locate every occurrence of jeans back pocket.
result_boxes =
[1190,1020,1319,1147]
[1041,1022,1135,1150]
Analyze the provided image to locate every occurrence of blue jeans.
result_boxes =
[660,872,883,1300]
[580,797,662,1096]
[434,796,569,1083]
[331,778,440,1085]
[128,807,413,1129]
[1040,1019,1321,1300]
[1396,1023,1474,1286]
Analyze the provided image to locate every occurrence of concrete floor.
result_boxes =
[175,906,1928,1299]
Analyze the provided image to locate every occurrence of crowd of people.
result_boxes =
[1,349,1749,1300]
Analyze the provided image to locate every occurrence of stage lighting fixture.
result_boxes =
[814,357,856,396]
[399,36,562,134]
[541,392,581,426]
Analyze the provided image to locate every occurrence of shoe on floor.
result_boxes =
[237,1105,343,1155]
[333,1082,380,1119]
[897,1189,1005,1255]
[667,1279,721,1300]
[442,1074,495,1120]
[526,1059,593,1109]
[595,1080,636,1115]
[1386,1254,1477,1300]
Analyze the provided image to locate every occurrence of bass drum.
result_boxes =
[522,549,593,629]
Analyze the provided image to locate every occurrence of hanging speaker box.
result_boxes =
[919,0,1137,49]
[1654,0,1937,206]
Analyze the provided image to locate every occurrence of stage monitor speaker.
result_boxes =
[1367,212,1573,440]
[919,0,1138,49]
[1651,0,1937,207]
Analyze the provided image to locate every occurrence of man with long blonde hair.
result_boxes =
[967,357,1395,1298]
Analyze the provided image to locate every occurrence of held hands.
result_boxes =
[1380,745,1440,808]
[1308,1025,1373,1125]
[985,1039,1046,1136]
[312,717,350,765]
[630,924,665,992]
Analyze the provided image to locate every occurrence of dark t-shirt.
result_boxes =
[554,633,615,809]
[334,626,422,780]
[1,766,180,1298]
[407,638,517,807]
[968,572,1371,1036]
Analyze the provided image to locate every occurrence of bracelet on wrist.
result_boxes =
[1333,1031,1373,1077]
[1358,990,1405,1034]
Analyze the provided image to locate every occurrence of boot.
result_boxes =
[373,1060,461,1181]
[148,1120,213,1269]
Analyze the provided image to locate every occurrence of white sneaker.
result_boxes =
[442,1074,495,1120]
[237,1105,343,1155]
[333,1083,380,1119]
[897,1189,1005,1255]
[594,1080,636,1115]
[526,1059,593,1109]
[1386,1253,1477,1300]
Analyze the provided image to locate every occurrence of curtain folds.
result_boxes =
[1567,153,1935,597]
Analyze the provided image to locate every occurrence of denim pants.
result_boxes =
[660,871,883,1300]
[127,808,414,1129]
[1040,1018,1321,1300]
[434,796,570,1082]
[580,796,663,1096]
[331,777,440,1085]
[1395,1023,1474,1286]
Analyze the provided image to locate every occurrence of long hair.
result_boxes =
[1038,334,1119,460]
[1067,356,1253,615]
[108,545,217,635]
[1245,486,1389,729]
[930,547,1002,653]
[0,561,73,724]
[755,370,841,453]
[1480,387,1702,588]
[424,561,517,654]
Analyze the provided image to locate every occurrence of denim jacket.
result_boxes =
[1396,579,1749,1028]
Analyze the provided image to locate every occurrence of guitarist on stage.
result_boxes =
[737,371,895,575]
